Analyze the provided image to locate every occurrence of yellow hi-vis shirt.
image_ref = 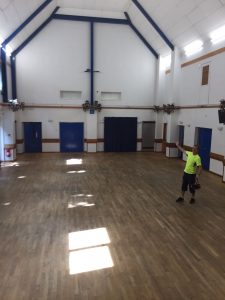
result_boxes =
[184,151,202,174]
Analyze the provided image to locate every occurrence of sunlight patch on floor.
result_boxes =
[69,246,113,275]
[69,228,110,251]
[66,159,82,165]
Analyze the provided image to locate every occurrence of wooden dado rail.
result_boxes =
[17,138,143,144]
[4,144,16,149]
[0,102,221,110]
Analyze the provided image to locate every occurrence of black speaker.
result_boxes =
[218,110,225,123]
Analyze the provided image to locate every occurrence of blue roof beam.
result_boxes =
[124,12,158,59]
[2,0,54,47]
[52,14,129,25]
[12,7,59,56]
[132,0,174,51]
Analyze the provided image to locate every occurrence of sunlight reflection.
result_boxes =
[2,202,11,206]
[68,202,95,208]
[67,170,86,174]
[69,228,110,251]
[1,162,20,167]
[66,159,83,165]
[69,246,114,275]
[18,176,26,179]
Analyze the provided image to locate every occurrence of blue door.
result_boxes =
[24,122,42,153]
[60,122,84,152]
[198,128,212,170]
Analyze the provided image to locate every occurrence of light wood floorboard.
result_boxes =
[0,152,225,300]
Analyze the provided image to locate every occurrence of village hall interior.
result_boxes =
[1,0,225,299]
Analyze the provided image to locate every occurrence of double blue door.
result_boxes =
[24,122,42,153]
[104,117,137,152]
[198,128,212,170]
[60,122,84,152]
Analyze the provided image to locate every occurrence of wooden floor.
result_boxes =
[1,152,225,300]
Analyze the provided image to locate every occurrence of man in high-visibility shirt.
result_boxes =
[175,142,202,204]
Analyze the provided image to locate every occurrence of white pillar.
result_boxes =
[165,47,182,157]
[2,109,16,161]
[86,111,97,153]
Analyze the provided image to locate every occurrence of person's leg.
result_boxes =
[176,173,187,202]
[189,174,196,204]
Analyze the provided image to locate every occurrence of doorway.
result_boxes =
[162,123,167,153]
[60,122,84,152]
[197,127,212,170]
[24,122,42,153]
[104,117,137,152]
[142,121,155,151]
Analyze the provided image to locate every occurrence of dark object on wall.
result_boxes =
[162,104,175,114]
[201,65,209,85]
[82,100,102,112]
[218,109,225,123]
[104,117,137,152]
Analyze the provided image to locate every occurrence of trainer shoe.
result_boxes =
[176,197,184,203]
[190,198,195,204]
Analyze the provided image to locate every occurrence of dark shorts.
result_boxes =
[182,172,196,194]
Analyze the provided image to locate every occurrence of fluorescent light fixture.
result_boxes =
[210,25,225,44]
[161,54,171,70]
[184,40,203,57]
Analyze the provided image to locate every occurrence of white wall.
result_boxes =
[16,20,90,104]
[95,23,156,106]
[9,18,157,154]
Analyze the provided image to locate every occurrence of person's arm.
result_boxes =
[196,166,202,178]
[196,156,202,178]
[175,142,186,154]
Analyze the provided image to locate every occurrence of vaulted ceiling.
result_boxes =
[1,0,225,57]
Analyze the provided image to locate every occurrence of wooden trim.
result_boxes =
[154,139,163,143]
[183,145,192,151]
[85,139,98,144]
[181,46,225,68]
[102,106,154,110]
[166,142,176,148]
[176,104,220,109]
[16,139,24,144]
[97,138,104,143]
[26,105,82,109]
[4,144,16,149]
[210,153,224,162]
[165,69,171,74]
[42,139,60,143]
